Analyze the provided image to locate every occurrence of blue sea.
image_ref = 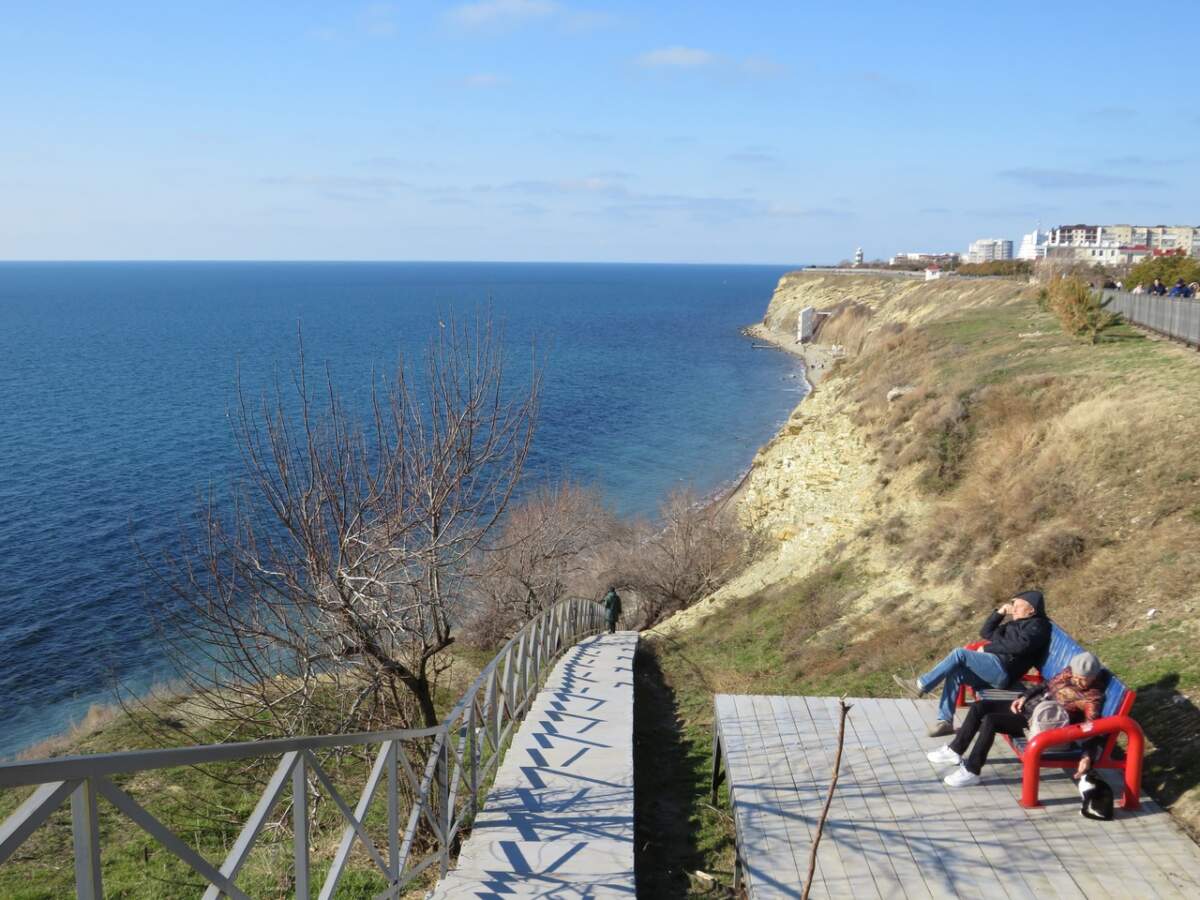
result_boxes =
[0,261,805,757]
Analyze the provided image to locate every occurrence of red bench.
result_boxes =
[955,624,1144,810]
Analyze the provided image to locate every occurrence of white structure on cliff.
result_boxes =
[966,238,1014,263]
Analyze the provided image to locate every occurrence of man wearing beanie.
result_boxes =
[894,590,1051,737]
[927,651,1107,787]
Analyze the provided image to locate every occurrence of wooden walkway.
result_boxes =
[432,632,638,898]
[712,694,1200,899]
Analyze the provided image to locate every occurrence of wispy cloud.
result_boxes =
[361,3,400,37]
[309,3,401,42]
[998,167,1165,190]
[458,73,508,88]
[542,128,614,144]
[259,174,409,203]
[1101,154,1189,168]
[503,176,629,197]
[726,147,780,167]
[449,0,559,28]
[1085,105,1138,120]
[742,56,787,76]
[636,46,716,68]
[964,204,1060,219]
[635,47,786,77]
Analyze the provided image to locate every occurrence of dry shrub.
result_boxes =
[617,489,760,629]
[1044,274,1120,343]
[464,482,621,648]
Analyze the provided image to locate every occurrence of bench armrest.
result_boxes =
[1020,714,1144,810]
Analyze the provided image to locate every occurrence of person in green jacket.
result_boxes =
[602,587,622,634]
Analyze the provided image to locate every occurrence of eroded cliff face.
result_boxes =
[761,270,1032,339]
[661,271,1030,636]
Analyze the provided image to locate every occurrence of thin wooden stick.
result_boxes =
[802,697,852,900]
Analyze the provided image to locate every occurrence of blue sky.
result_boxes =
[2,1,1197,263]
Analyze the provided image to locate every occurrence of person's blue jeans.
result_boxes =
[919,648,1009,724]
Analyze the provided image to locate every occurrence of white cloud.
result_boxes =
[636,46,716,68]
[449,0,559,28]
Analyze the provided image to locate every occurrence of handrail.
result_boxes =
[0,595,607,898]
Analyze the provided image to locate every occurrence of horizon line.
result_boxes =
[0,258,807,267]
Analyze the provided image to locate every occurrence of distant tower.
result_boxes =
[854,247,864,267]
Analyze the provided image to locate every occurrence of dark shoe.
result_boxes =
[928,720,956,738]
[892,673,929,698]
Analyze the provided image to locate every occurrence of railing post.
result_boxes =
[467,702,479,817]
[438,736,452,877]
[498,648,511,749]
[293,753,310,899]
[71,779,103,900]
[386,741,400,883]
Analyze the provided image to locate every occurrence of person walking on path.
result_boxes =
[927,651,1106,787]
[894,590,1051,737]
[602,587,623,634]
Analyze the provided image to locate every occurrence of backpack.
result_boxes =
[1028,699,1070,737]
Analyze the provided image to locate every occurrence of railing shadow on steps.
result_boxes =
[0,596,606,899]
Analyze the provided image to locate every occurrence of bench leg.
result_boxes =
[710,726,724,805]
[1020,758,1042,808]
[1122,726,1144,811]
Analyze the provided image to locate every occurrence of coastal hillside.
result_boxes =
[645,270,1200,892]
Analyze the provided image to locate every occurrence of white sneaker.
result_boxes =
[943,765,981,788]
[926,745,961,766]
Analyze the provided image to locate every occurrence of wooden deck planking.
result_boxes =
[800,696,902,899]
[768,694,848,897]
[718,694,809,898]
[834,698,953,899]
[715,695,1200,900]
[868,697,1030,900]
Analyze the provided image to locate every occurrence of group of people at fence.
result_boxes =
[1128,277,1200,298]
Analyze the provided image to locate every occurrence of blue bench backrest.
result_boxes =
[1038,622,1129,719]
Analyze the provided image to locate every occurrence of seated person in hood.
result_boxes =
[894,590,1051,737]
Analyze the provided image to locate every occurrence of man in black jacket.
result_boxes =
[894,590,1051,737]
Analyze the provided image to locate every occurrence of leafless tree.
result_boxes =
[142,314,540,742]
[464,482,619,646]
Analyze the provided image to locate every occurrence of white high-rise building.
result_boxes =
[966,238,1014,264]
[853,247,864,266]
[1017,228,1049,260]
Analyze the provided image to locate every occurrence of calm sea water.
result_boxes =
[0,262,805,756]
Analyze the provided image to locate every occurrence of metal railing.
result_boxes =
[0,596,605,898]
[1103,289,1200,348]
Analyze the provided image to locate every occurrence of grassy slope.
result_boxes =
[648,276,1200,895]
[0,650,492,898]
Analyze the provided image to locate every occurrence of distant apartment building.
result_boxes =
[966,239,1013,263]
[889,251,960,266]
[853,247,864,266]
[1043,223,1200,265]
